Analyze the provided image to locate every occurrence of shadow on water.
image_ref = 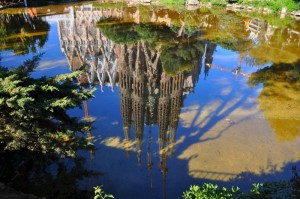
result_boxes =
[76,47,299,198]
[180,85,255,143]
[0,147,101,199]
[86,128,300,199]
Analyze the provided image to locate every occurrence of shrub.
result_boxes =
[183,172,300,199]
[182,183,239,199]
[202,0,228,6]
[238,0,299,12]
[0,55,95,156]
[94,186,114,199]
[161,0,185,5]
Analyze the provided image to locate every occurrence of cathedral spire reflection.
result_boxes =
[57,3,219,195]
[115,40,203,194]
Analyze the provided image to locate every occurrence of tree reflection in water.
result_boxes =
[0,148,99,199]
[0,10,49,55]
[249,60,300,141]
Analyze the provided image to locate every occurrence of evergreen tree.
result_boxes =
[0,54,95,156]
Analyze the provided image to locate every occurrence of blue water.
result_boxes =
[1,3,300,199]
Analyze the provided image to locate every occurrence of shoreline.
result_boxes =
[1,0,300,19]
[225,3,300,20]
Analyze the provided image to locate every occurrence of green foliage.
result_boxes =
[202,0,228,6]
[258,181,293,198]
[161,0,185,5]
[0,14,49,55]
[161,42,203,75]
[236,11,295,28]
[238,0,299,12]
[98,21,142,44]
[202,12,253,53]
[98,19,175,45]
[0,54,95,156]
[210,38,251,52]
[94,186,114,199]
[98,18,204,75]
[183,169,300,199]
[182,184,239,199]
[0,28,6,43]
[248,61,300,88]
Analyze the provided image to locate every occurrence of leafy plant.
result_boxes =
[238,0,299,12]
[182,183,239,199]
[202,0,228,6]
[94,186,114,199]
[161,0,185,5]
[183,167,300,199]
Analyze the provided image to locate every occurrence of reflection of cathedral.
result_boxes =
[57,4,215,196]
[119,42,213,177]
[116,41,202,199]
[58,5,119,92]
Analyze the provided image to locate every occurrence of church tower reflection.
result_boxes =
[57,4,217,196]
[116,41,197,199]
[58,5,119,91]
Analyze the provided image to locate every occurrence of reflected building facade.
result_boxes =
[116,41,190,165]
[57,5,216,196]
[115,41,204,198]
[57,3,217,158]
[58,5,119,91]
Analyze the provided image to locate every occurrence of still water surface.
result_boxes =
[1,2,300,199]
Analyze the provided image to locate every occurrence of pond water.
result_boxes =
[1,2,300,199]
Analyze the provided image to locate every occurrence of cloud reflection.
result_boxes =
[37,59,68,70]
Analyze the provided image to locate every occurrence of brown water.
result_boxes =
[0,2,300,199]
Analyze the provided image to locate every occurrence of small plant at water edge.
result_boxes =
[182,183,240,199]
[94,186,114,199]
